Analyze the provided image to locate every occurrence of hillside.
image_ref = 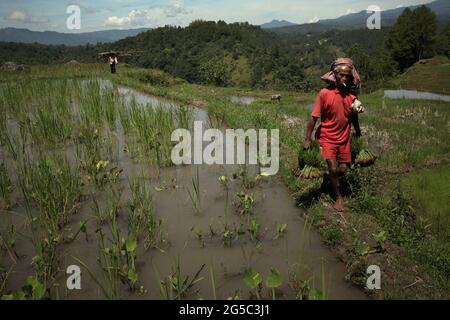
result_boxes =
[0,42,98,64]
[106,20,305,89]
[391,56,450,94]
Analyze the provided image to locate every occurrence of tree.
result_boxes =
[436,23,450,58]
[412,6,438,61]
[386,6,437,70]
[446,23,450,58]
[347,44,397,92]
[199,57,230,86]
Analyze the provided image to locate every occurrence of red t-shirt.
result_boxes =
[311,87,356,146]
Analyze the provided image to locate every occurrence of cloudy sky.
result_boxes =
[0,0,435,32]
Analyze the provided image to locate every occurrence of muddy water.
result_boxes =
[229,96,255,105]
[1,81,367,300]
[384,89,450,102]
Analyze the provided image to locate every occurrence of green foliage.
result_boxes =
[200,57,230,86]
[248,219,261,242]
[0,42,97,65]
[236,191,254,215]
[320,224,343,247]
[273,223,288,240]
[386,6,438,70]
[404,166,450,241]
[346,44,398,92]
[244,268,283,300]
[266,268,282,289]
[244,269,262,290]
[0,162,12,208]
[2,276,46,300]
[138,68,185,87]
[156,257,205,300]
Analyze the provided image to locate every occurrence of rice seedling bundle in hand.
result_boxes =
[297,141,326,179]
[351,137,376,167]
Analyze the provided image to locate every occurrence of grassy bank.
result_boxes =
[389,56,450,94]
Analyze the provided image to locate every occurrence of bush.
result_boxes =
[138,69,184,87]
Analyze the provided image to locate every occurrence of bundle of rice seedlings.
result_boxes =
[350,136,366,161]
[298,141,326,170]
[296,141,326,180]
[351,137,376,167]
[298,164,323,179]
[355,149,377,167]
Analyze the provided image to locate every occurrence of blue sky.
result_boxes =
[0,0,435,32]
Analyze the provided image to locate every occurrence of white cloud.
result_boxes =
[104,4,192,28]
[338,8,356,17]
[6,10,27,21]
[5,9,50,25]
[308,16,319,23]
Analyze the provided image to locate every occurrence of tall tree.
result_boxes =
[412,6,438,61]
[386,6,437,70]
[436,23,450,58]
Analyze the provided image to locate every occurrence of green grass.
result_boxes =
[403,166,450,241]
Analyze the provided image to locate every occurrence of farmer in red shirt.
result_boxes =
[304,58,362,211]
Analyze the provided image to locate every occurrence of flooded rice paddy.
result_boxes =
[229,96,256,105]
[384,89,450,102]
[0,79,366,299]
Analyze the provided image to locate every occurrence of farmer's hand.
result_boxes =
[351,99,365,113]
[303,140,312,150]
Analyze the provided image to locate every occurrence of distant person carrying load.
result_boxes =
[109,55,118,74]
[303,58,363,212]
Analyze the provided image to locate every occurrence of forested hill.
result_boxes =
[0,41,98,64]
[106,20,305,89]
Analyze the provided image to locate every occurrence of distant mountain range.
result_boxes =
[319,0,449,28]
[271,0,450,33]
[0,28,150,46]
[260,20,297,29]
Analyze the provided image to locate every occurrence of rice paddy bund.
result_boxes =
[0,69,366,300]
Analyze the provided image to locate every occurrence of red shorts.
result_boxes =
[320,140,351,163]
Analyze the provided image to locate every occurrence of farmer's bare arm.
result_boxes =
[351,113,362,137]
[304,116,319,149]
